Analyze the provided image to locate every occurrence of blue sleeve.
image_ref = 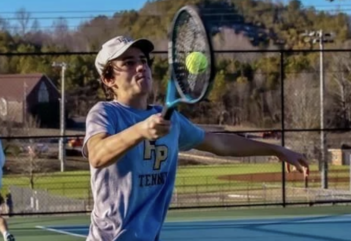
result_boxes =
[0,140,4,168]
[176,112,205,151]
[82,102,116,158]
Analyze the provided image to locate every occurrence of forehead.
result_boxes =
[117,47,146,60]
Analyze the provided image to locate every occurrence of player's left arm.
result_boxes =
[176,112,308,174]
[195,132,309,174]
[196,132,280,157]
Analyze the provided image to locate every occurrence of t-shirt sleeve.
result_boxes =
[82,103,116,158]
[0,140,5,168]
[176,112,205,151]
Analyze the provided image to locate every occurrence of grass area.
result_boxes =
[177,163,283,176]
[2,171,91,199]
[175,163,350,193]
[2,164,350,198]
[178,163,349,177]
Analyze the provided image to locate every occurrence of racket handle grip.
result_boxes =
[161,106,174,120]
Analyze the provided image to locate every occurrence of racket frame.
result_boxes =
[162,5,216,120]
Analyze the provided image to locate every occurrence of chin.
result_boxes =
[135,89,151,96]
[142,90,152,96]
[139,85,152,94]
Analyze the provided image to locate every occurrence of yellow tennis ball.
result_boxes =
[185,52,208,74]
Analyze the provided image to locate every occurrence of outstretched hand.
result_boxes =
[275,146,309,177]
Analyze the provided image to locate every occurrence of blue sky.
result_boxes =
[0,0,348,31]
[0,0,147,30]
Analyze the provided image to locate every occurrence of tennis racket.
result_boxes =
[161,5,216,120]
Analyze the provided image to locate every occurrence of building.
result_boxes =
[0,73,60,128]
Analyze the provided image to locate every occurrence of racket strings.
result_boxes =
[173,11,212,100]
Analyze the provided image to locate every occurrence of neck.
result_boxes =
[115,95,149,110]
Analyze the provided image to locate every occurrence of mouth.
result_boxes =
[136,75,147,82]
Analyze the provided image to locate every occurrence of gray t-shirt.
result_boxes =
[83,101,205,241]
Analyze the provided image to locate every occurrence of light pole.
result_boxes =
[52,62,68,172]
[301,30,335,189]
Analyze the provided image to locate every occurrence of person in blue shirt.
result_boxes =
[83,36,309,241]
[0,141,15,241]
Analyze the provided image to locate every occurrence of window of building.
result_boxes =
[38,82,49,103]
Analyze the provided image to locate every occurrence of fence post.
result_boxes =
[280,50,286,207]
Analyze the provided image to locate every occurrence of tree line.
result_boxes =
[0,0,350,130]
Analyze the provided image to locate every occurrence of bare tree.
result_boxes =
[15,8,31,36]
[327,51,351,128]
[213,27,259,63]
[30,19,40,32]
[0,17,9,31]
[13,116,50,189]
[284,72,320,161]
[252,70,281,127]
[253,70,266,125]
[230,80,251,125]
[52,17,71,48]
[0,99,21,138]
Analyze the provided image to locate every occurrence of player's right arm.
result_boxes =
[84,108,170,169]
[87,126,143,168]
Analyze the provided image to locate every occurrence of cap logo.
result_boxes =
[115,36,133,45]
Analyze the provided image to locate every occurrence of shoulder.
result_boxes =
[87,101,125,118]
[88,101,117,113]
[85,101,124,127]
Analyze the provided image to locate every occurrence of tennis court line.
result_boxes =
[165,214,351,225]
[36,225,87,238]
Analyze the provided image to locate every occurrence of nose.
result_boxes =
[136,61,146,73]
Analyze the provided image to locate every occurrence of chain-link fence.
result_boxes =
[0,48,351,216]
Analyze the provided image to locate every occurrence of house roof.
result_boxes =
[0,73,53,101]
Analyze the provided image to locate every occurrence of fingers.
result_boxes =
[148,125,171,139]
[297,154,309,177]
[144,114,172,140]
[299,157,309,169]
[285,157,309,178]
[154,114,171,126]
[299,158,310,177]
[149,115,171,128]
[156,125,171,135]
[293,162,304,174]
[285,162,291,173]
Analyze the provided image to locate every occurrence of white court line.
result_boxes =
[36,225,87,238]
[165,214,351,225]
[296,217,351,223]
[227,194,261,198]
[35,215,351,237]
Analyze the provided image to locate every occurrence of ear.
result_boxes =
[101,77,116,88]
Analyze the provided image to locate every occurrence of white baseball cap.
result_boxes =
[95,36,154,76]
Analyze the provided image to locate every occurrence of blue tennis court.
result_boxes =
[37,214,351,240]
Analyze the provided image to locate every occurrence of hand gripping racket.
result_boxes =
[161,5,216,120]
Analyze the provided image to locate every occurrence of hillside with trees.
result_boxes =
[0,0,350,130]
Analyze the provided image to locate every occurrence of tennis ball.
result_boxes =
[185,52,208,74]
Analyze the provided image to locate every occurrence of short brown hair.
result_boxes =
[100,61,116,101]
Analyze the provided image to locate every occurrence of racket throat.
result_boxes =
[165,80,177,105]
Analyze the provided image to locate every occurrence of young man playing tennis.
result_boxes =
[0,141,15,241]
[83,36,309,241]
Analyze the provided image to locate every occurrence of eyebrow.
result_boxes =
[121,55,147,61]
